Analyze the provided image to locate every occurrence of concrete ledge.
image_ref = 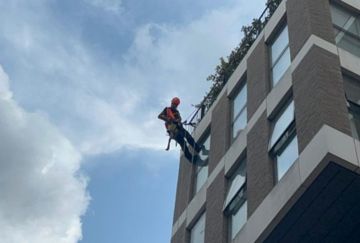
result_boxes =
[207,157,225,190]
[244,32,265,65]
[299,125,359,187]
[234,158,303,243]
[193,107,211,141]
[291,35,338,74]
[233,125,360,243]
[338,48,360,79]
[340,0,360,10]
[224,130,247,176]
[266,68,292,118]
[247,101,266,132]
[243,33,264,62]
[264,0,287,42]
[172,211,186,237]
[227,60,247,97]
[186,183,207,228]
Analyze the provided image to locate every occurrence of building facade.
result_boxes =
[171,0,360,242]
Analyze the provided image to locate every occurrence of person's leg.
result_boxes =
[175,133,207,166]
[174,132,198,163]
[182,129,202,153]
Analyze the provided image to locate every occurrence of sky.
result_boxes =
[0,0,264,242]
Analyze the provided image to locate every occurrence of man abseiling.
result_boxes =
[158,97,208,166]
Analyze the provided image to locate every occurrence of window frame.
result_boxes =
[223,158,247,241]
[343,74,360,104]
[194,131,210,194]
[334,24,360,42]
[330,3,360,57]
[348,99,360,140]
[190,212,206,243]
[269,24,291,87]
[228,190,247,241]
[194,165,208,194]
[343,73,360,140]
[231,81,247,141]
[269,99,299,182]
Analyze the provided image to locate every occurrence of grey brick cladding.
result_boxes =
[171,222,188,243]
[247,36,270,119]
[247,111,275,216]
[209,92,230,174]
[204,169,227,243]
[292,45,352,153]
[171,0,360,242]
[287,0,335,59]
[173,155,194,223]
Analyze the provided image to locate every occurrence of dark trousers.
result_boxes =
[174,128,201,163]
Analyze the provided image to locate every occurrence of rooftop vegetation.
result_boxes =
[197,0,283,119]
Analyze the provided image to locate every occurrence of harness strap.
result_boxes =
[166,107,176,120]
[165,107,180,134]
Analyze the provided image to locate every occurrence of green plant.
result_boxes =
[201,0,282,112]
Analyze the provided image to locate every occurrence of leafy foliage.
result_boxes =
[201,0,283,112]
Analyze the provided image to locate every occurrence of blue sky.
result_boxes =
[0,0,264,242]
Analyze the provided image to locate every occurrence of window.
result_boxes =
[270,25,291,87]
[343,75,360,104]
[344,74,360,140]
[330,4,360,58]
[349,102,360,140]
[194,134,210,193]
[224,159,247,240]
[232,83,247,140]
[269,100,299,181]
[190,213,206,243]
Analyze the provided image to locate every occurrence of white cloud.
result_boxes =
[73,92,167,155]
[0,66,89,243]
[0,0,268,240]
[84,0,123,14]
[0,67,12,100]
[0,0,265,157]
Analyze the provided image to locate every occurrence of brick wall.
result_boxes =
[171,222,188,243]
[247,112,275,215]
[209,93,230,174]
[292,46,351,152]
[247,37,270,119]
[171,0,355,241]
[204,169,227,243]
[287,0,335,59]
[173,155,194,223]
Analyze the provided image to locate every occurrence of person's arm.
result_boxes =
[158,108,170,122]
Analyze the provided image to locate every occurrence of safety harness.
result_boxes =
[165,108,180,138]
[163,107,197,152]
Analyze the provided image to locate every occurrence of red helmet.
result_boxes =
[171,97,180,106]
